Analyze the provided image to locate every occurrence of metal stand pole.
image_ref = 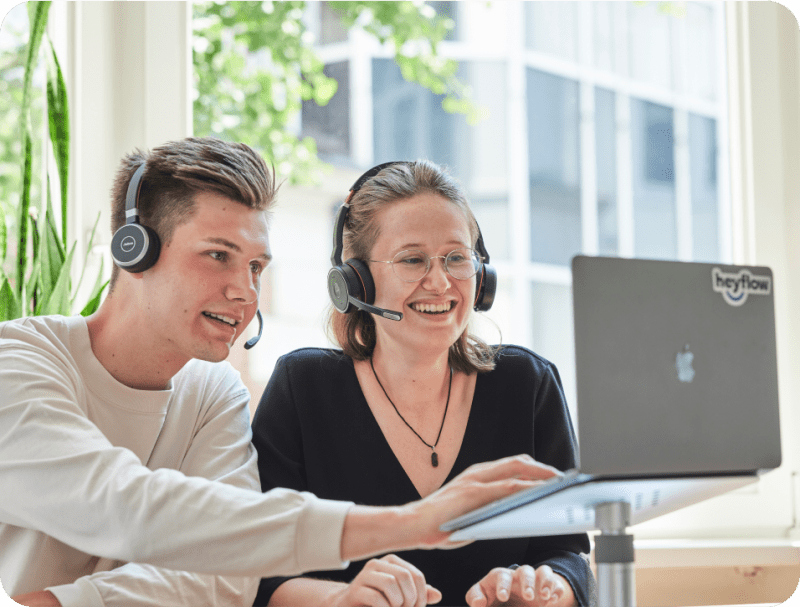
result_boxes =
[594,501,636,607]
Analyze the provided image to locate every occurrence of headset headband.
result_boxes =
[125,162,147,225]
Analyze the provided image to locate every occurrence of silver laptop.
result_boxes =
[442,256,782,541]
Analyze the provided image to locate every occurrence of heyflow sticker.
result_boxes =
[712,267,771,307]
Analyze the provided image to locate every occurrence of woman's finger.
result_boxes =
[535,564,555,604]
[377,559,422,606]
[493,567,514,602]
[515,564,537,602]
[464,580,488,607]
[426,584,442,605]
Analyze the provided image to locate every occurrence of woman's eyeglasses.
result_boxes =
[369,248,484,282]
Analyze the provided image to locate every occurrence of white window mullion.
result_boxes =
[717,3,733,263]
[506,0,532,348]
[674,109,693,261]
[143,1,192,146]
[578,3,598,256]
[579,82,598,256]
[350,28,373,167]
[727,1,757,265]
[614,3,634,258]
[616,93,634,258]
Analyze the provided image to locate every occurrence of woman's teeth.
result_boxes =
[412,302,453,314]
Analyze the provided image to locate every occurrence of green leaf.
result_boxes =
[37,199,66,310]
[25,210,40,306]
[79,270,108,317]
[22,3,51,114]
[18,2,52,294]
[0,204,6,264]
[46,36,69,248]
[17,131,33,296]
[38,242,74,316]
[72,212,101,305]
[45,182,65,263]
[0,275,21,321]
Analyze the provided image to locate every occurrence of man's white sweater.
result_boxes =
[0,315,351,607]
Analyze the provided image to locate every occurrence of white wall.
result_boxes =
[63,1,191,296]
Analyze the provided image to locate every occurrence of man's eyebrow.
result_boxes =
[203,237,272,261]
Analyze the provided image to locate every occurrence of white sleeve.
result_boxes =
[0,343,352,581]
[47,565,257,607]
[46,386,262,607]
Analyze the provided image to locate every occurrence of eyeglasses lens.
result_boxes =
[392,249,481,282]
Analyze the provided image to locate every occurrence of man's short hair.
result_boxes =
[108,137,276,290]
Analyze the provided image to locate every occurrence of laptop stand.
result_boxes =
[595,501,635,607]
[442,475,763,606]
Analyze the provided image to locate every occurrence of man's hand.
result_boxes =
[340,454,560,562]
[404,454,561,549]
[328,554,441,607]
[465,565,575,607]
[10,590,62,607]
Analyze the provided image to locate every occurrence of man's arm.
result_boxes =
[340,454,558,560]
[1,344,554,583]
[0,344,351,578]
[43,383,262,607]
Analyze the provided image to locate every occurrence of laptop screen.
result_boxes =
[571,256,781,477]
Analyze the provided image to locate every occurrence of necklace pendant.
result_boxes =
[431,451,439,467]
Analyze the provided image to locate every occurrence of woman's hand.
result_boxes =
[465,565,575,607]
[328,554,442,607]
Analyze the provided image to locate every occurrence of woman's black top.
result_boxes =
[251,345,596,606]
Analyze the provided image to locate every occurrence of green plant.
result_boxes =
[0,1,107,322]
[193,1,480,185]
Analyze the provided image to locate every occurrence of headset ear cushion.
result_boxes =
[474,263,497,312]
[111,223,161,273]
[328,266,354,313]
[327,259,376,314]
[343,259,375,305]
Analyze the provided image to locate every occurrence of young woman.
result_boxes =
[252,161,596,607]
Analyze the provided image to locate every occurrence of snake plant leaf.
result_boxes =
[72,212,101,305]
[46,36,69,247]
[0,204,6,264]
[38,242,74,316]
[18,1,52,295]
[17,132,33,295]
[37,202,66,311]
[79,268,109,317]
[26,209,41,305]
[0,274,21,321]
[45,181,66,264]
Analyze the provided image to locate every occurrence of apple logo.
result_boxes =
[675,345,695,383]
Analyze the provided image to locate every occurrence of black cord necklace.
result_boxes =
[370,357,452,468]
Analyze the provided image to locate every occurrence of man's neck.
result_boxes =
[86,296,188,391]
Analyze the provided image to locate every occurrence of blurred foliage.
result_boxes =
[0,11,41,284]
[0,1,107,321]
[193,1,474,184]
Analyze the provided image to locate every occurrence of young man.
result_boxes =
[0,138,557,607]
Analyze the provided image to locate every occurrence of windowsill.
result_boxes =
[587,536,800,568]
[586,538,800,606]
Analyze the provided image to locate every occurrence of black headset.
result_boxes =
[111,162,161,274]
[109,160,263,349]
[327,161,497,321]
